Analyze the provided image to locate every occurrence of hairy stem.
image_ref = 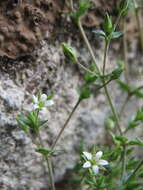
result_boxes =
[51,99,81,149]
[123,18,129,83]
[37,131,56,190]
[78,19,100,73]
[102,40,123,136]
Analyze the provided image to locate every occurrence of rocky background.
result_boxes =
[0,0,143,189]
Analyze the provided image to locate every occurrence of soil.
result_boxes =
[0,0,65,59]
[0,0,118,60]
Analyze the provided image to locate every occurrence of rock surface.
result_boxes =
[0,1,143,190]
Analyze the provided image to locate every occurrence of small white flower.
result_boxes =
[82,151,109,174]
[32,93,54,111]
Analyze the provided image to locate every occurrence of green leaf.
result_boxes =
[135,108,143,120]
[35,148,52,156]
[134,90,143,98]
[110,61,124,80]
[115,136,128,143]
[117,80,130,93]
[93,30,106,38]
[79,87,91,100]
[17,115,29,132]
[35,148,65,157]
[37,120,48,128]
[128,139,143,146]
[112,31,123,39]
[62,43,78,63]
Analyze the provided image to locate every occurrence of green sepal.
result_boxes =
[103,14,113,35]
[115,136,128,143]
[84,64,98,84]
[78,87,91,101]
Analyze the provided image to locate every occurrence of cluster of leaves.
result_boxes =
[17,111,48,134]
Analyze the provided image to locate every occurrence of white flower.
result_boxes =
[83,151,109,174]
[32,94,54,111]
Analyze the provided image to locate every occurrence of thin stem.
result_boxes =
[37,131,56,190]
[51,99,81,149]
[114,12,122,31]
[69,0,74,12]
[104,85,122,135]
[133,0,143,52]
[119,95,130,118]
[102,40,123,136]
[78,19,101,73]
[131,85,143,95]
[124,159,143,185]
[103,40,109,75]
[121,144,126,179]
[123,18,129,83]
[77,61,98,75]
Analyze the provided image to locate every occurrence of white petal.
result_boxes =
[98,160,109,166]
[33,104,39,110]
[95,151,103,160]
[41,94,47,101]
[92,165,99,174]
[45,100,54,106]
[83,161,91,168]
[83,152,92,160]
[33,95,38,103]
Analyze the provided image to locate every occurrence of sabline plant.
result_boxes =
[17,0,143,189]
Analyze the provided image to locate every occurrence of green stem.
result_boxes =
[78,13,123,135]
[102,40,123,136]
[77,61,97,75]
[121,144,126,179]
[119,95,130,118]
[51,99,81,149]
[124,159,143,185]
[78,19,100,73]
[123,18,129,83]
[37,131,56,190]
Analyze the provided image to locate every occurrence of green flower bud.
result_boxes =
[62,43,78,63]
[103,14,113,35]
